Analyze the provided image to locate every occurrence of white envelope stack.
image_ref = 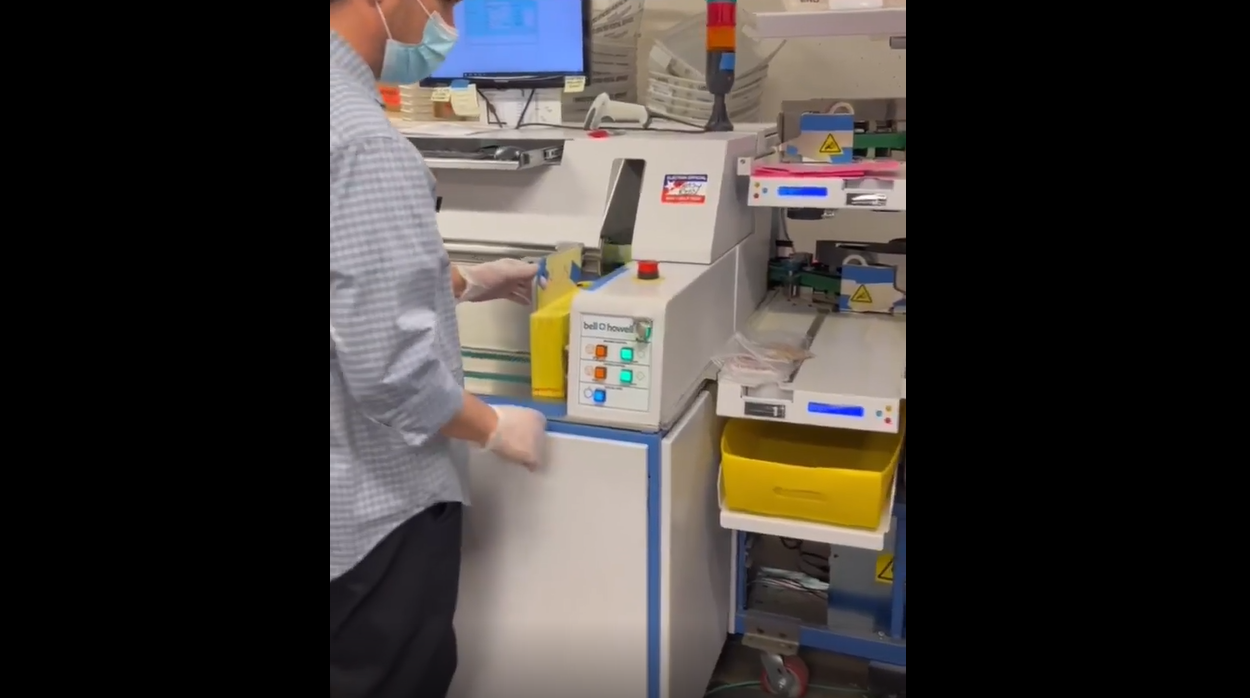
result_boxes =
[646,11,785,125]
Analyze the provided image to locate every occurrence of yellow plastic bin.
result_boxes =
[721,418,904,529]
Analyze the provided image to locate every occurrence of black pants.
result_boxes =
[330,503,463,698]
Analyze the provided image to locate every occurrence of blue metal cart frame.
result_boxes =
[732,503,907,676]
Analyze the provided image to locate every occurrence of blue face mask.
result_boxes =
[377,1,458,85]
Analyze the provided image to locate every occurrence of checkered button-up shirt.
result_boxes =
[330,30,468,581]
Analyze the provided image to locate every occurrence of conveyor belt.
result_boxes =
[462,348,534,400]
[461,348,533,398]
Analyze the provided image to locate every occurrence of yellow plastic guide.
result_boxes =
[530,244,585,400]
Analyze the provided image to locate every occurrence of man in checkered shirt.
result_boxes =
[330,1,549,696]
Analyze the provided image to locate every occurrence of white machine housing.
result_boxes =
[567,256,741,430]
[411,122,777,429]
[395,123,773,698]
[430,126,777,261]
[717,293,907,434]
[561,129,776,430]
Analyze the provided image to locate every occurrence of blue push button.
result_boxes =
[620,347,634,362]
[593,389,606,404]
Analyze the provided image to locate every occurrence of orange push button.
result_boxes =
[593,366,607,381]
[594,345,608,358]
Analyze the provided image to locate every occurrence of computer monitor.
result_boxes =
[425,0,590,89]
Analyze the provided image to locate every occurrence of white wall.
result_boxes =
[636,0,906,250]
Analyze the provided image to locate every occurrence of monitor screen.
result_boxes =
[427,0,589,87]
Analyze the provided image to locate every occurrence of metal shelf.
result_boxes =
[717,295,906,432]
[716,296,906,547]
[720,475,897,551]
[750,8,906,39]
[750,170,906,211]
[422,158,534,171]
[421,148,557,171]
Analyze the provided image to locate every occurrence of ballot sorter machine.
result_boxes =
[407,107,907,697]
[408,122,778,698]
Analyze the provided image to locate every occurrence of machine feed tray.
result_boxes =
[749,164,906,211]
[716,294,906,433]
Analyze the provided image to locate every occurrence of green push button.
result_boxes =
[620,347,634,362]
[620,369,634,384]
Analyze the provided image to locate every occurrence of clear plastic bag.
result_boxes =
[713,332,814,387]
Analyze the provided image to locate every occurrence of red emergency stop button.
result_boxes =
[637,260,660,280]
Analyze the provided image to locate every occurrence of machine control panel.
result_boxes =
[576,314,653,412]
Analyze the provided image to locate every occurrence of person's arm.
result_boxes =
[450,265,467,300]
[441,391,499,444]
[330,136,497,446]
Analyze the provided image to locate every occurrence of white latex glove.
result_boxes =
[458,259,544,305]
[484,406,548,471]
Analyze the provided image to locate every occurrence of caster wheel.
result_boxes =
[761,656,809,697]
